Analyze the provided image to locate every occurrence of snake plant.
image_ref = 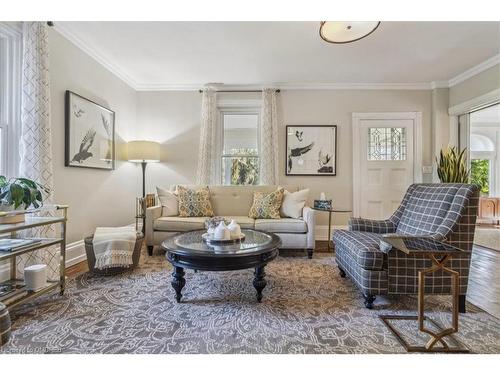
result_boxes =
[436,146,470,183]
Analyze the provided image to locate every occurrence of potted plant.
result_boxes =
[436,146,470,183]
[0,176,49,224]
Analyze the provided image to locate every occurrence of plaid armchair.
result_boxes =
[333,183,479,311]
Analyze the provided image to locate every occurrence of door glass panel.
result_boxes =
[367,127,407,160]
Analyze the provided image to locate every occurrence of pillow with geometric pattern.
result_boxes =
[177,186,214,217]
[248,187,284,219]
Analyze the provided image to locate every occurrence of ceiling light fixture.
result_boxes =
[319,21,381,44]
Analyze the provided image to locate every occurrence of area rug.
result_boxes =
[474,227,500,251]
[1,251,500,354]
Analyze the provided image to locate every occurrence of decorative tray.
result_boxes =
[201,232,245,244]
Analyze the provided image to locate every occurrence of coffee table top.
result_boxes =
[162,229,281,257]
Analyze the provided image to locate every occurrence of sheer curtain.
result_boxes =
[260,88,279,185]
[196,88,218,185]
[17,21,59,280]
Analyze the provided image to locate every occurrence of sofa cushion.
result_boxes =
[177,186,214,217]
[153,217,208,232]
[171,185,299,217]
[224,216,255,229]
[249,188,284,219]
[156,186,179,216]
[255,218,307,233]
[332,230,385,271]
[280,188,309,219]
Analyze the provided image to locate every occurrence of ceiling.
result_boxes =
[55,21,500,90]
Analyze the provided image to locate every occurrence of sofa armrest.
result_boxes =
[348,217,396,234]
[303,206,316,249]
[145,205,162,246]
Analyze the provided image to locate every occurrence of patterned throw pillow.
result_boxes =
[248,188,284,219]
[177,186,214,217]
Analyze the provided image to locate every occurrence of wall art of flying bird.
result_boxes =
[71,129,96,163]
[287,142,314,173]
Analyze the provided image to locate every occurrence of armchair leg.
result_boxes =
[363,294,376,309]
[307,249,313,259]
[459,295,466,313]
[147,246,154,256]
[338,266,346,278]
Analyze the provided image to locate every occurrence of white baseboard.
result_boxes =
[315,225,348,241]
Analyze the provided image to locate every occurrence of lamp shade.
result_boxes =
[127,140,160,163]
[319,21,380,44]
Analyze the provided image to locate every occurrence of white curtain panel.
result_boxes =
[260,88,279,185]
[17,22,59,281]
[196,88,218,185]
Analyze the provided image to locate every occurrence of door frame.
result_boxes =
[352,112,423,217]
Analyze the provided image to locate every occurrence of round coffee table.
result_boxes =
[162,229,281,303]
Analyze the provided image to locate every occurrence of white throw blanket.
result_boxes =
[92,227,137,270]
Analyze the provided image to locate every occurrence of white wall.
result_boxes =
[49,29,139,243]
[137,89,433,226]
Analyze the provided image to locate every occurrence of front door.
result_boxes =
[354,116,417,219]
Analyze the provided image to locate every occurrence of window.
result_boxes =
[367,127,407,161]
[220,110,260,185]
[471,159,491,195]
[0,22,22,178]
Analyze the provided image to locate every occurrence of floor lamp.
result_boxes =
[128,140,161,234]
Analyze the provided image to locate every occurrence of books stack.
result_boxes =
[0,280,26,302]
[0,238,41,252]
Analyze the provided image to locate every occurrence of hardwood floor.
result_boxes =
[468,245,500,319]
[66,240,499,319]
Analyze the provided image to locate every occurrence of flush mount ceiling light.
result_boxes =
[319,21,381,44]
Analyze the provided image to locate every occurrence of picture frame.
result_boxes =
[285,125,337,176]
[65,90,115,170]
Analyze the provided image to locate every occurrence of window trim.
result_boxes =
[0,22,22,178]
[217,105,261,185]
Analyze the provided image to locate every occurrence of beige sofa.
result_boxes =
[146,185,316,258]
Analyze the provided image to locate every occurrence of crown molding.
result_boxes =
[448,88,500,115]
[52,23,138,90]
[448,53,500,87]
[135,82,433,91]
[51,25,499,93]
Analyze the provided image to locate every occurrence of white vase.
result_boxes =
[213,221,230,240]
[227,220,241,239]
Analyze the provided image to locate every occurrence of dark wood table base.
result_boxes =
[170,265,269,303]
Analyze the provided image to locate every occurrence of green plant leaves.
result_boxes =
[0,175,48,210]
[436,146,470,183]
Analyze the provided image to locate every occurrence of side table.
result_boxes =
[311,207,352,251]
[379,235,469,353]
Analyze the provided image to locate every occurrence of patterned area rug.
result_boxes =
[2,251,500,354]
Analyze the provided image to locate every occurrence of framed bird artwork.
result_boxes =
[285,125,337,176]
[65,91,115,170]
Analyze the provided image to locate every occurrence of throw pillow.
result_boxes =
[156,186,179,217]
[280,188,310,219]
[249,188,284,219]
[177,186,214,217]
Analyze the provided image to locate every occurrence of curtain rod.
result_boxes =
[198,89,281,93]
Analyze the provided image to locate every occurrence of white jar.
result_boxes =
[227,220,242,239]
[24,264,47,291]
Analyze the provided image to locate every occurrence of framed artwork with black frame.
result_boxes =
[285,125,337,176]
[65,90,115,170]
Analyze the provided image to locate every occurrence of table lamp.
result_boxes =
[127,140,161,197]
